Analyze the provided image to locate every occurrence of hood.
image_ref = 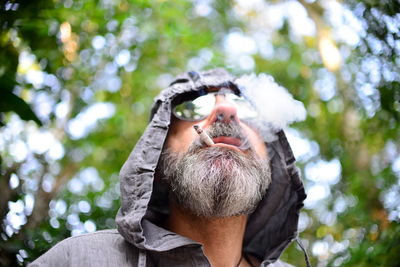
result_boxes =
[116,68,306,264]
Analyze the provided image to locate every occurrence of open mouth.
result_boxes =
[211,136,243,152]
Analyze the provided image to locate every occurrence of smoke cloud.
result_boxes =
[236,73,306,141]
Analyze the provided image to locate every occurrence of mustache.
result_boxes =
[190,122,251,151]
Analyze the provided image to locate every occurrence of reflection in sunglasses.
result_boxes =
[173,92,258,121]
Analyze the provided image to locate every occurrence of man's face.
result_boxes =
[161,89,271,217]
[166,92,267,157]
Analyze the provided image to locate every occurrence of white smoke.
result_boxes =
[236,73,306,141]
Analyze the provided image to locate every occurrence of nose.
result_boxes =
[207,95,239,124]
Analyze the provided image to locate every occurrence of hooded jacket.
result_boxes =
[30,68,307,267]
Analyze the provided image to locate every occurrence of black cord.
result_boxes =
[236,254,243,267]
[243,253,256,267]
[296,238,312,267]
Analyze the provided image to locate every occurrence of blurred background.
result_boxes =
[0,0,399,266]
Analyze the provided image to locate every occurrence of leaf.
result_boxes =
[0,90,42,126]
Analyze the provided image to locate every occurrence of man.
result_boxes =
[30,69,307,266]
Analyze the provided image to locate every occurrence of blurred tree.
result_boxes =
[0,0,238,265]
[0,0,399,266]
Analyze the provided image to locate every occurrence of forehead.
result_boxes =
[206,84,241,95]
[207,86,236,94]
[171,85,241,107]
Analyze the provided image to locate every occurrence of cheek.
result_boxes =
[241,124,267,158]
[165,123,197,153]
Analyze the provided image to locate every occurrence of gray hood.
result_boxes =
[116,68,306,264]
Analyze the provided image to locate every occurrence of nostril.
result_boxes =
[217,113,224,122]
[214,112,238,123]
[209,101,239,124]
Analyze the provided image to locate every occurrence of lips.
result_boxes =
[211,136,243,152]
[212,136,242,146]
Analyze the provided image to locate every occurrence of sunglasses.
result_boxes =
[172,91,258,121]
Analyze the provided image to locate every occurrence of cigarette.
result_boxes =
[193,125,214,146]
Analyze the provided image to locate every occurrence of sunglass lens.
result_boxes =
[173,94,215,121]
[173,93,258,121]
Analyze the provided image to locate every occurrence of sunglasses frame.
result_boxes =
[172,87,257,122]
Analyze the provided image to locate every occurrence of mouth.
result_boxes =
[211,136,243,152]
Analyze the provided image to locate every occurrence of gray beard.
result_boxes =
[161,131,271,217]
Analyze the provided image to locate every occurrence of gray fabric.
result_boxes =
[29,230,295,267]
[28,230,294,267]
[30,69,306,266]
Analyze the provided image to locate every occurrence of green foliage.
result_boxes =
[0,0,399,266]
[0,91,42,126]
